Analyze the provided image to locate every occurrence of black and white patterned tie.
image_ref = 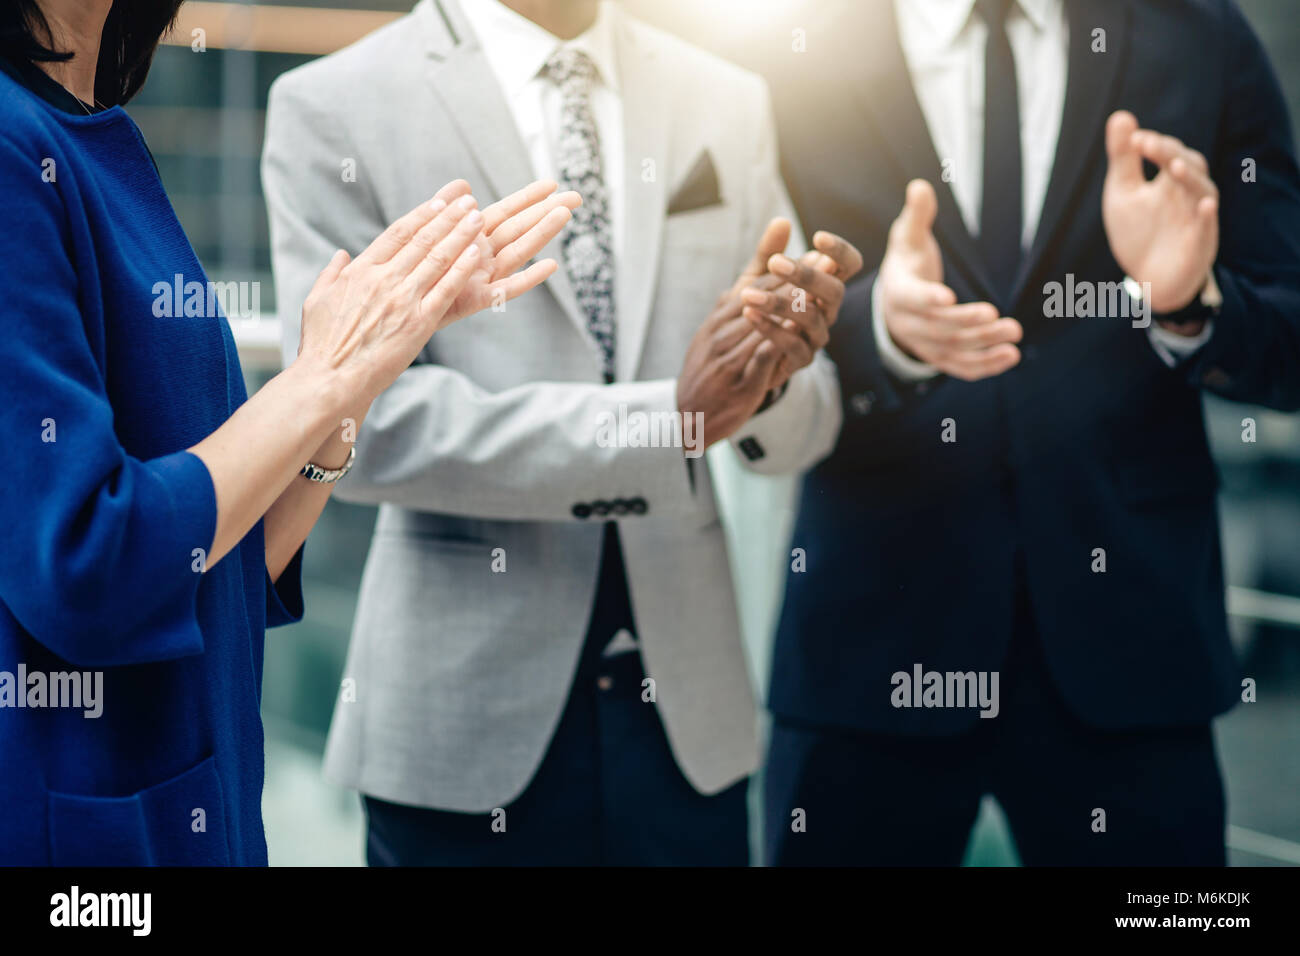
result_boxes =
[545,48,616,381]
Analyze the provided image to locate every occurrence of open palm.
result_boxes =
[1102,111,1219,314]
[430,179,582,328]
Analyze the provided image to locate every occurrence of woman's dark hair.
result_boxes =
[0,1,184,106]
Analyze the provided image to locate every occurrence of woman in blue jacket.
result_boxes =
[0,0,577,864]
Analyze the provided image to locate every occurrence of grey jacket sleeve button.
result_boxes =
[737,436,766,461]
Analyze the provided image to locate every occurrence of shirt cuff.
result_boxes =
[754,380,790,415]
[1141,269,1220,367]
[872,276,940,381]
[1147,319,1215,367]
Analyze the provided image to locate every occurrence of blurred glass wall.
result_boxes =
[129,0,1300,865]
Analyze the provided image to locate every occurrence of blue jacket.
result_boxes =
[0,69,303,865]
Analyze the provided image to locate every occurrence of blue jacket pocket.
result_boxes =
[47,755,231,866]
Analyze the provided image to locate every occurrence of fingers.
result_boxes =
[768,253,844,307]
[752,218,793,268]
[739,240,854,347]
[492,204,576,276]
[482,179,560,234]
[711,314,756,355]
[404,198,483,293]
[724,218,793,300]
[938,316,1024,351]
[421,240,484,326]
[489,190,581,254]
[488,257,560,304]
[737,218,792,284]
[716,323,770,374]
[891,304,1021,348]
[935,343,1022,381]
[742,308,816,371]
[1133,128,1208,175]
[1105,110,1144,188]
[740,287,829,349]
[1109,111,1213,190]
[895,179,939,249]
[740,337,782,390]
[886,304,1023,381]
[308,248,350,298]
[812,231,865,281]
[360,183,470,265]
[387,193,477,276]
[1126,124,1217,202]
[923,300,1000,328]
[433,179,474,206]
[769,354,794,391]
[1168,154,1219,202]
[891,273,959,312]
[880,261,1023,380]
[708,292,746,326]
[800,249,837,275]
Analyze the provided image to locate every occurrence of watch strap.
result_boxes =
[299,444,356,484]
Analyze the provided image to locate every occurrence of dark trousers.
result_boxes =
[365,524,749,866]
[764,580,1227,866]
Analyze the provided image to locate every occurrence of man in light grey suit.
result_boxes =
[263,0,859,865]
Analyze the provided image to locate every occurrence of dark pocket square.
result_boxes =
[667,150,723,215]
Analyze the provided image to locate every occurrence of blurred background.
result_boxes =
[130,0,1300,865]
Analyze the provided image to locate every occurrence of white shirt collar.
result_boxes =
[908,0,1058,49]
[459,0,620,97]
[1017,0,1056,31]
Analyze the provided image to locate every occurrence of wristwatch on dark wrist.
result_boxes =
[1124,269,1223,328]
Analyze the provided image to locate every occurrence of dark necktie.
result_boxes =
[977,0,1024,306]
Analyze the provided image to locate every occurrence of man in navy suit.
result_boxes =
[761,0,1300,865]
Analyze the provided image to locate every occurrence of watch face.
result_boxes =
[1122,275,1146,303]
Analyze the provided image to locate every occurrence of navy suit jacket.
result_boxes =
[765,0,1300,735]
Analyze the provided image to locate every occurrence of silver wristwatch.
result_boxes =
[299,445,356,484]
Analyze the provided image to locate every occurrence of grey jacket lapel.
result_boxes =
[612,10,671,383]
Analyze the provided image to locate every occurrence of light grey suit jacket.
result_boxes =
[262,0,841,811]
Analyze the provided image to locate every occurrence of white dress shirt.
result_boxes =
[876,0,1211,381]
[459,0,624,264]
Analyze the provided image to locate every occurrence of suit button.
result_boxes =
[611,499,630,515]
[629,497,648,515]
[738,436,766,461]
[592,500,611,517]
[1203,367,1231,388]
[850,392,875,416]
[596,675,614,692]
[572,502,592,519]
